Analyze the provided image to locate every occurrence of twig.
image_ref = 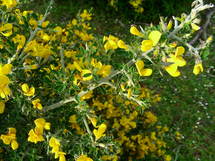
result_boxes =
[189,7,215,45]
[83,116,94,143]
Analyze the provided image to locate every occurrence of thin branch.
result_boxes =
[189,7,215,45]
[43,49,154,112]
[83,116,94,143]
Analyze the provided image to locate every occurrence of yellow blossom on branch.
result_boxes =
[0,128,19,150]
[141,30,162,52]
[193,63,203,75]
[21,83,35,96]
[32,98,43,110]
[164,46,186,77]
[135,60,152,76]
[93,123,107,141]
[130,26,144,37]
[0,23,13,37]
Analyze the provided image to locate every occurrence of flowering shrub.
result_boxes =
[0,0,214,160]
[108,0,144,13]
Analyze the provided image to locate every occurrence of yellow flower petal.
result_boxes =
[165,64,180,77]
[0,101,5,114]
[0,64,13,75]
[135,60,144,75]
[93,123,107,140]
[141,68,153,76]
[148,30,162,46]
[135,60,152,76]
[175,46,185,56]
[11,140,19,150]
[89,117,98,128]
[130,26,143,37]
[141,40,153,52]
[193,63,203,75]
[117,40,128,50]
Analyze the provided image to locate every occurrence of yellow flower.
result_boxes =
[103,35,119,50]
[141,30,162,52]
[130,26,143,37]
[32,99,43,110]
[0,23,13,37]
[34,118,50,130]
[41,21,49,28]
[135,60,152,76]
[0,128,18,150]
[28,127,44,143]
[0,101,5,114]
[29,18,38,29]
[166,54,186,67]
[12,34,26,50]
[76,155,93,161]
[165,46,186,77]
[93,123,107,140]
[49,137,60,153]
[164,155,172,161]
[59,153,66,161]
[0,75,11,98]
[80,9,92,21]
[21,83,35,96]
[117,40,129,50]
[81,69,93,81]
[141,40,153,52]
[193,63,203,75]
[1,0,17,9]
[97,65,112,77]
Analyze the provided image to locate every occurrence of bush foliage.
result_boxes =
[0,0,214,161]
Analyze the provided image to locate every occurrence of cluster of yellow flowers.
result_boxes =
[108,0,144,13]
[85,87,170,160]
[129,0,144,13]
[0,128,18,150]
[49,137,66,161]
[28,118,50,143]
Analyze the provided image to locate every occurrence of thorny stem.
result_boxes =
[43,48,154,112]
[189,7,215,45]
[83,116,94,143]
